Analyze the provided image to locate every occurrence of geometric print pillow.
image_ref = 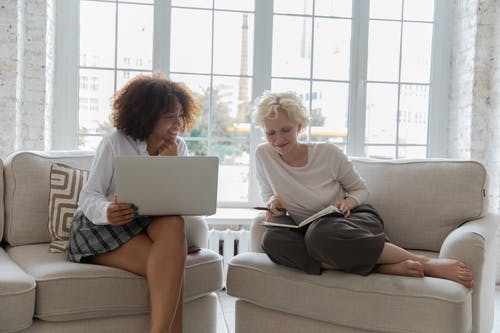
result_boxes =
[48,163,89,253]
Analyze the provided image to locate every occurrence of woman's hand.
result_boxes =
[334,197,358,218]
[266,195,288,220]
[158,139,178,156]
[107,195,136,226]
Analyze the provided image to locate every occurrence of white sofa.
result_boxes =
[227,159,499,333]
[0,151,224,333]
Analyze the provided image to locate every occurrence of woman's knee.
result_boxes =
[261,228,285,253]
[147,215,185,242]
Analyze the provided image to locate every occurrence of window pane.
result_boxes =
[365,83,398,144]
[215,0,254,11]
[213,12,254,75]
[116,70,151,92]
[118,0,153,4]
[400,22,432,83]
[398,84,429,144]
[117,4,153,70]
[80,1,115,68]
[171,9,212,73]
[79,135,104,151]
[79,69,114,135]
[271,79,310,103]
[272,15,312,78]
[169,74,211,141]
[367,21,401,82]
[211,76,253,137]
[398,146,427,158]
[369,0,402,20]
[310,81,349,144]
[403,0,434,21]
[274,0,312,15]
[215,140,250,202]
[172,0,211,8]
[313,18,351,80]
[365,145,396,159]
[315,0,352,17]
[186,139,208,156]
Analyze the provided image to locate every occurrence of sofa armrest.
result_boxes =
[249,212,266,253]
[439,213,499,333]
[184,216,209,248]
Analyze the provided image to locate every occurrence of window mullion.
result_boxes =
[153,0,171,74]
[248,0,274,206]
[427,0,451,157]
[347,0,369,157]
[52,0,79,149]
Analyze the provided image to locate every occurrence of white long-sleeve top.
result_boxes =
[255,142,369,223]
[78,130,188,225]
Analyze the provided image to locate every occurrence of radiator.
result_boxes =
[207,229,250,276]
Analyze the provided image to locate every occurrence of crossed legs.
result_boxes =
[89,216,186,333]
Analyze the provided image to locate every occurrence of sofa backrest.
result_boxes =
[3,151,94,246]
[0,158,4,242]
[352,159,488,252]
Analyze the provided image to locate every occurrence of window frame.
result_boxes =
[52,0,452,207]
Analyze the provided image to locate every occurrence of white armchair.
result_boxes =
[227,159,498,333]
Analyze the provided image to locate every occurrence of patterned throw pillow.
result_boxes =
[48,163,89,253]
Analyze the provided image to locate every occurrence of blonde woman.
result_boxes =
[252,90,473,288]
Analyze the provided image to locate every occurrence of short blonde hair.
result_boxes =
[252,91,309,131]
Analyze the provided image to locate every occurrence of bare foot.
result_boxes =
[377,260,424,277]
[418,257,474,288]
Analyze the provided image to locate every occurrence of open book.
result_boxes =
[255,205,343,228]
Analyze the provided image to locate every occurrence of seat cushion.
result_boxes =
[7,244,223,322]
[0,247,36,333]
[227,253,472,333]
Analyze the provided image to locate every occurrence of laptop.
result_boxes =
[115,156,219,216]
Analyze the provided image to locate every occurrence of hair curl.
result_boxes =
[111,73,200,140]
[251,90,309,132]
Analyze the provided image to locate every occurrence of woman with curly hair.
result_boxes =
[67,73,200,333]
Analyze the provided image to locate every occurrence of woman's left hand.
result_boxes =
[158,139,178,156]
[334,200,351,218]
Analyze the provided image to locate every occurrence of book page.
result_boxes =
[297,205,342,227]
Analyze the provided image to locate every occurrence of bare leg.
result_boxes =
[376,242,473,287]
[170,285,184,333]
[89,216,186,333]
[146,216,187,333]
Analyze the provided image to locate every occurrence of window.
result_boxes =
[56,0,449,207]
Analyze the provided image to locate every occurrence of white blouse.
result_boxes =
[77,130,188,225]
[255,142,369,223]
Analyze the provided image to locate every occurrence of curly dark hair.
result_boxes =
[111,73,200,140]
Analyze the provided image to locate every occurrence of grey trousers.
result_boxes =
[261,204,387,276]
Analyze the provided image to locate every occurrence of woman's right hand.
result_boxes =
[107,195,136,226]
[266,195,288,220]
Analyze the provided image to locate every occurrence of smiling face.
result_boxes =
[150,101,184,143]
[263,109,302,155]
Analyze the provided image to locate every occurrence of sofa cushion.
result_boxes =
[0,247,36,333]
[6,244,223,321]
[352,159,487,251]
[227,253,472,333]
[48,163,89,253]
[4,151,94,246]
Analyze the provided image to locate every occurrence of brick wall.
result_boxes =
[0,0,51,158]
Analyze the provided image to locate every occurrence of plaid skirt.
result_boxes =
[66,211,153,263]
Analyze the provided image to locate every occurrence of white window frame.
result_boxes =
[53,0,452,206]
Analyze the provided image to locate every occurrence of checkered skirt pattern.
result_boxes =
[66,211,153,263]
